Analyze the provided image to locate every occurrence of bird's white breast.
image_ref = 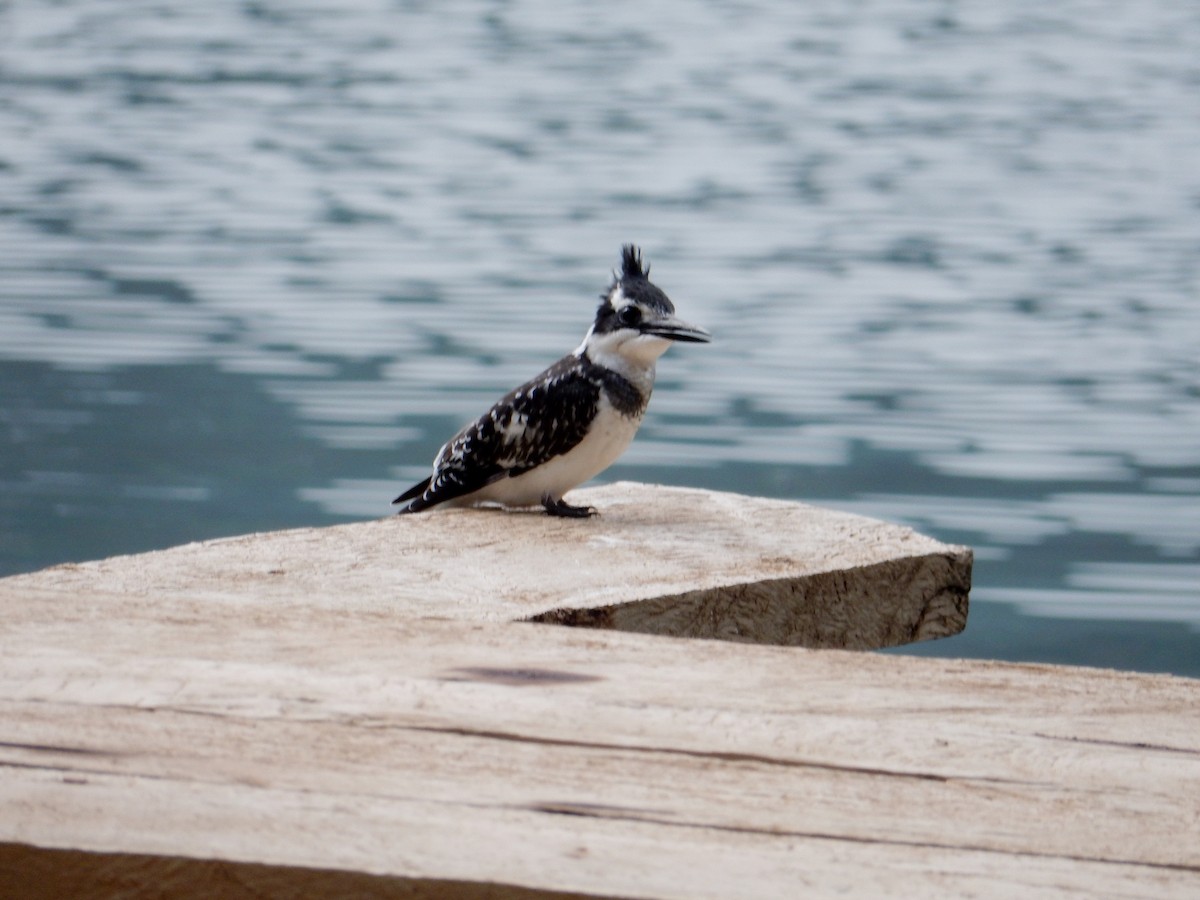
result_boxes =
[466,394,642,508]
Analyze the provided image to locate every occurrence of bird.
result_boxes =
[392,244,711,517]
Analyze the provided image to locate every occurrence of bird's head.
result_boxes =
[580,245,711,370]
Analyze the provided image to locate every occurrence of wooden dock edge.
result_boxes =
[0,482,972,651]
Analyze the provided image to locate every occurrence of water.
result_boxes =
[2,1,1198,677]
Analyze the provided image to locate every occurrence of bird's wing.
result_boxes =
[396,356,599,512]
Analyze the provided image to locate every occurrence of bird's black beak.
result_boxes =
[642,314,712,343]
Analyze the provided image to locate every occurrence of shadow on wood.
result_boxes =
[0,844,591,900]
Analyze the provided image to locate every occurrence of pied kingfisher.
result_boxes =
[392,245,710,517]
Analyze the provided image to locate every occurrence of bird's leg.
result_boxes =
[541,494,597,518]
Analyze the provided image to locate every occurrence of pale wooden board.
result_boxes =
[0,482,970,650]
[2,584,1198,899]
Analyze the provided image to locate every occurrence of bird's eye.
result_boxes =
[617,305,642,327]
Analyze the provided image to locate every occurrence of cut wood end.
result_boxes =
[523,482,971,649]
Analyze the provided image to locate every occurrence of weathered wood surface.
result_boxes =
[1,485,1196,898]
[1,583,1198,899]
[0,482,971,650]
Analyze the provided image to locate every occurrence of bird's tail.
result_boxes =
[392,476,432,512]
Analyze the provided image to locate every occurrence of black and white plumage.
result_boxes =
[393,245,710,517]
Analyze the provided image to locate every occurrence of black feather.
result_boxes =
[621,244,648,280]
[392,476,432,507]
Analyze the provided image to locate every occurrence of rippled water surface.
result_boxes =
[2,1,1198,676]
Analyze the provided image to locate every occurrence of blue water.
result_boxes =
[2,1,1198,676]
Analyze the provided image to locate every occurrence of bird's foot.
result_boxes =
[541,495,597,518]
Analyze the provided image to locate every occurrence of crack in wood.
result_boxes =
[9,702,1054,791]
[1032,732,1200,757]
[523,802,1200,874]
[0,740,114,757]
[398,723,1059,788]
[441,667,605,686]
[8,755,1192,876]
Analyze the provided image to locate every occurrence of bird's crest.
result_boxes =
[621,244,649,281]
[597,244,673,314]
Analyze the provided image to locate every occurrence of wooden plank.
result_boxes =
[0,482,970,650]
[2,583,1198,899]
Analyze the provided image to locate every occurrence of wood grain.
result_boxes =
[1,486,1195,898]
[2,585,1198,898]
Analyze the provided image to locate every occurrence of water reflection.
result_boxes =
[1,1,1197,675]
